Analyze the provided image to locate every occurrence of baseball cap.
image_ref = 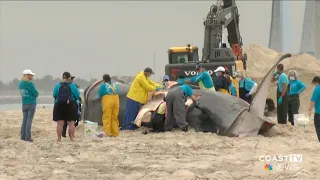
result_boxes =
[144,67,154,74]
[163,75,169,81]
[62,72,72,79]
[195,64,202,70]
[22,69,35,76]
[214,66,225,72]
[71,76,76,80]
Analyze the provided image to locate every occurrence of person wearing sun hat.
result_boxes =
[18,69,38,142]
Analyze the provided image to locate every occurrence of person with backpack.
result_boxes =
[98,74,120,137]
[62,76,82,138]
[52,72,80,142]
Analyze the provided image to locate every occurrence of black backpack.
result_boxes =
[57,82,71,103]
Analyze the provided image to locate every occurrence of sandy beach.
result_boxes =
[1,109,319,180]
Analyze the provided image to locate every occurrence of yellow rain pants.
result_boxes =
[218,88,230,95]
[101,94,119,137]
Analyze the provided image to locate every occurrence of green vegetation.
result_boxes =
[0,75,98,93]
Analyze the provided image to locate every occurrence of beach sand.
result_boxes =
[1,109,319,180]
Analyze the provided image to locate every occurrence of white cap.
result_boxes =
[214,66,225,72]
[22,69,35,76]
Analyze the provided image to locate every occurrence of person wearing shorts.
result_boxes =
[52,72,80,142]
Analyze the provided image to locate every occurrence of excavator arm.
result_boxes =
[202,0,247,68]
[202,3,223,62]
[217,0,244,61]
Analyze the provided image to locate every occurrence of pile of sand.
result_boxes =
[244,44,320,112]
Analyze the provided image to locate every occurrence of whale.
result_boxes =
[82,53,291,136]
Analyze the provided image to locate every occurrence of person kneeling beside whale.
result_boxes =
[165,76,199,132]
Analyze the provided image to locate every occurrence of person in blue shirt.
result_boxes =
[229,81,237,96]
[235,70,258,103]
[165,75,199,132]
[62,76,82,138]
[52,72,80,142]
[272,64,289,124]
[98,74,120,137]
[181,64,215,91]
[18,69,39,142]
[287,70,306,126]
[308,76,320,142]
[225,69,237,97]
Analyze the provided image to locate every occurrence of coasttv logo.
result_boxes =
[264,164,273,170]
[259,154,302,162]
[259,154,302,171]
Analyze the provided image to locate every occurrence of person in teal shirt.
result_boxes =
[52,72,80,142]
[18,69,38,142]
[272,64,289,124]
[229,83,237,96]
[287,70,306,125]
[98,74,120,137]
[308,76,320,142]
[165,76,199,132]
[98,78,119,98]
[62,76,82,138]
[181,64,215,91]
[235,70,258,103]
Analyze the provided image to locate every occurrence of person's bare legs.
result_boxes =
[56,120,64,142]
[68,121,75,141]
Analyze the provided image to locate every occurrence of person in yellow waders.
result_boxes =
[213,66,230,95]
[98,74,120,137]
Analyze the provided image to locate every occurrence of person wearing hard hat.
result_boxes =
[181,64,215,91]
[18,69,38,142]
[235,70,258,104]
[123,67,162,130]
[213,66,230,94]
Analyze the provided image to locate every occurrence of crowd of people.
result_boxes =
[17,63,320,142]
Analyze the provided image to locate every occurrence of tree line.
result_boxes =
[0,75,98,92]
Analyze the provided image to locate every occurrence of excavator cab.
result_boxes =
[168,44,199,64]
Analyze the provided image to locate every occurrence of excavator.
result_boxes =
[165,0,247,87]
[164,0,276,116]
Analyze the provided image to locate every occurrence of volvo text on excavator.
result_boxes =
[165,0,247,85]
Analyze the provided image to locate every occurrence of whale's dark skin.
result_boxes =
[82,54,291,136]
